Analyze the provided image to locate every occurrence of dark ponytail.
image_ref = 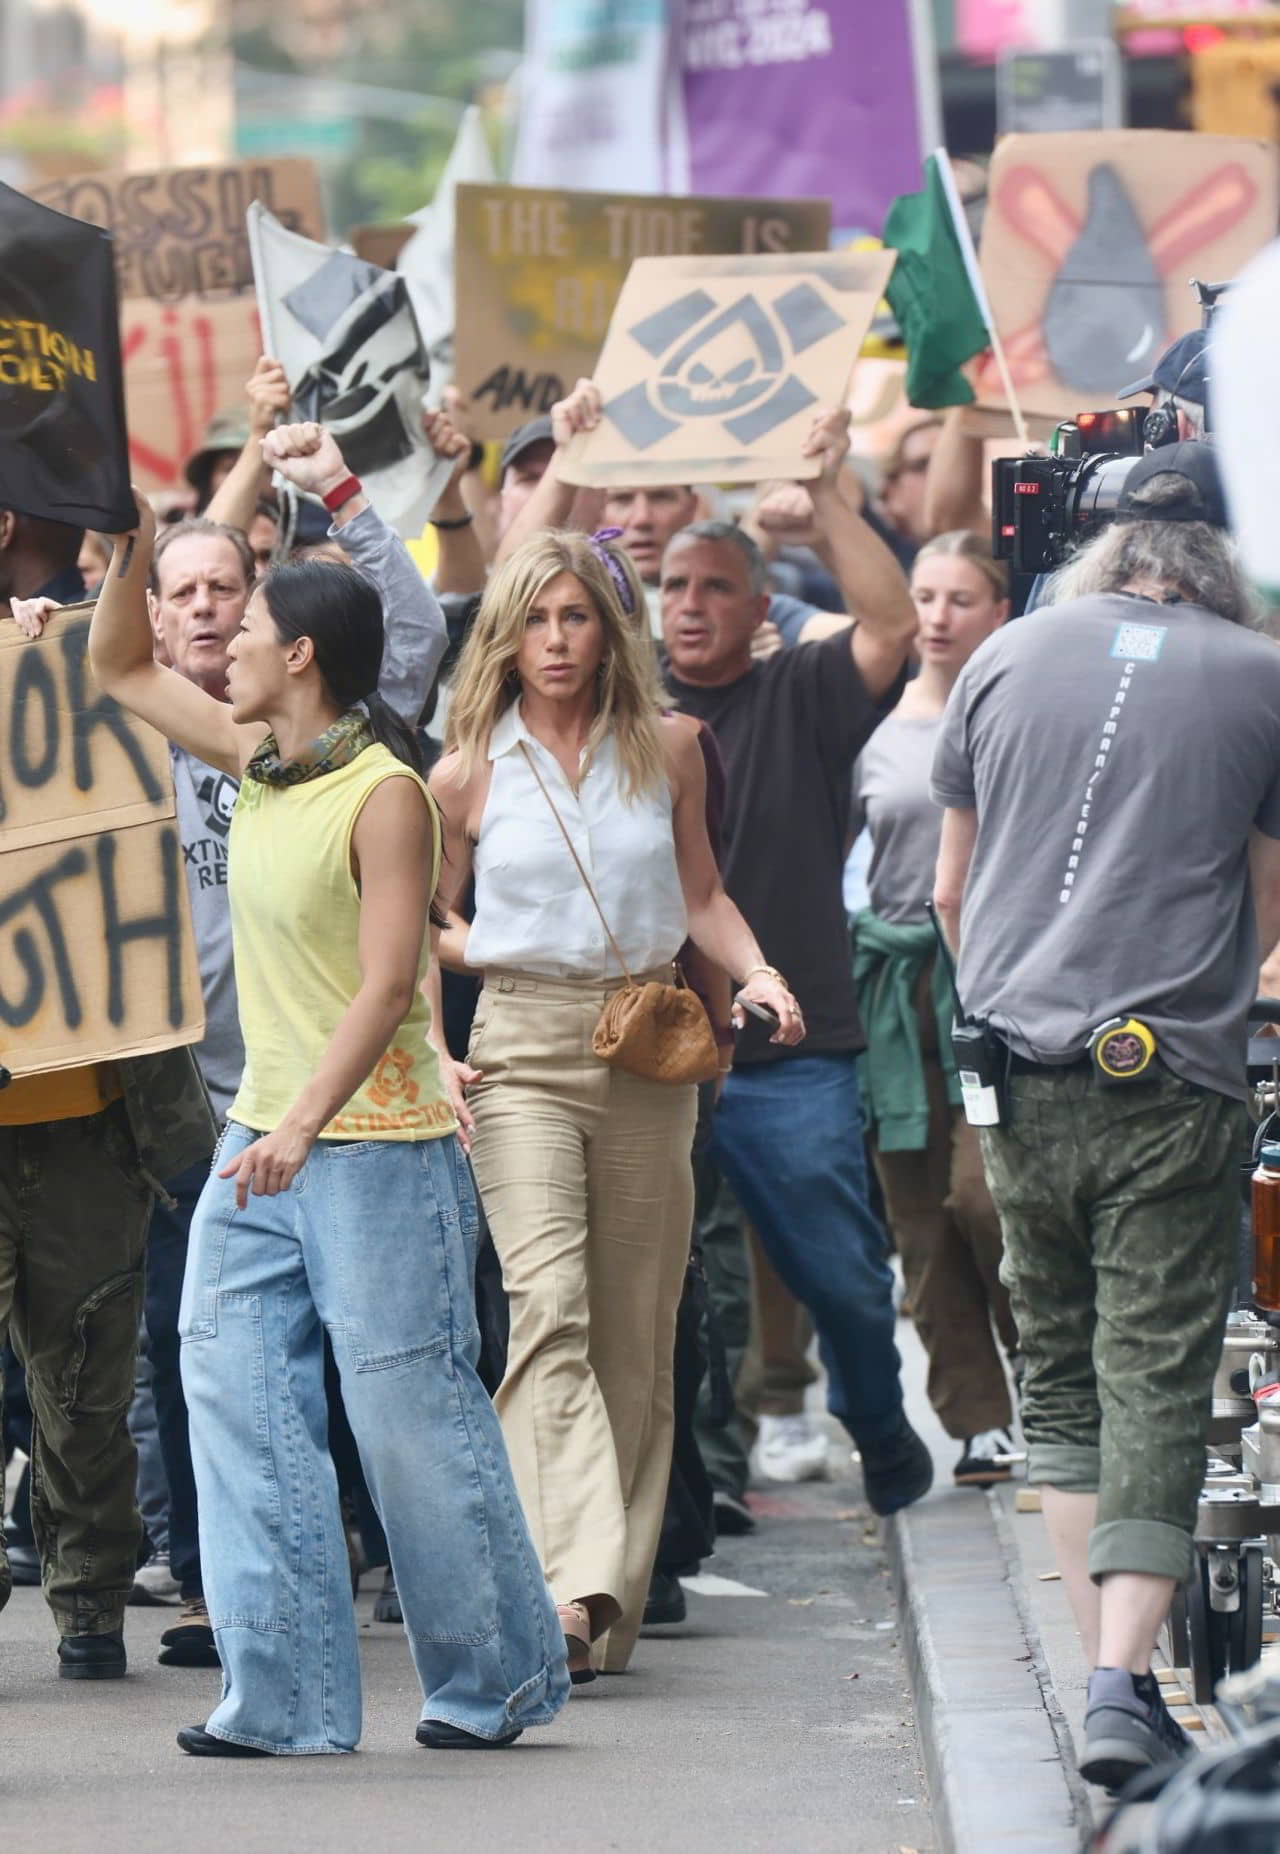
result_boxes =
[363,689,425,776]
[261,560,424,774]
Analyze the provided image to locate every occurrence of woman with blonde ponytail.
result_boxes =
[852,530,1020,1490]
[429,528,802,1682]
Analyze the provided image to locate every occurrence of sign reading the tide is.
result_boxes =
[0,607,203,1076]
[454,182,832,440]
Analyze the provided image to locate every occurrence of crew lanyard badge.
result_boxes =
[925,903,1003,1127]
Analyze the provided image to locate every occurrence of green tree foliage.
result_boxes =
[231,1,521,235]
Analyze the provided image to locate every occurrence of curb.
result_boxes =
[885,1483,1092,1853]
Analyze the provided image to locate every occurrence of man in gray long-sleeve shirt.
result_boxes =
[142,422,448,1664]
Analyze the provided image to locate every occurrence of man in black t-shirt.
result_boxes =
[662,409,933,1515]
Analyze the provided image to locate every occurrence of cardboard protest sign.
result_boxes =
[0,607,203,1076]
[0,183,135,531]
[248,204,452,538]
[352,225,412,271]
[557,250,895,489]
[975,130,1280,420]
[454,183,833,441]
[27,162,326,493]
[847,356,916,465]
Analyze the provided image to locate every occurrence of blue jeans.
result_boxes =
[712,1055,904,1448]
[179,1125,569,1753]
[146,1161,206,1598]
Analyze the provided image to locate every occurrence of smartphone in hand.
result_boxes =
[737,997,780,1030]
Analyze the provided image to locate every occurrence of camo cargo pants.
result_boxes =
[980,1061,1244,1584]
[0,1101,154,1635]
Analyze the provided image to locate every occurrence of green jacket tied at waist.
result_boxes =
[852,910,960,1152]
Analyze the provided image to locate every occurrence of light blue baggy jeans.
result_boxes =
[179,1124,569,1753]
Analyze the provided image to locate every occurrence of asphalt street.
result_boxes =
[3,1442,935,1854]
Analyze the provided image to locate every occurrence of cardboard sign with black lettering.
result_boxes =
[0,183,135,531]
[557,250,895,488]
[454,183,833,441]
[27,161,326,493]
[0,607,203,1076]
[975,130,1280,420]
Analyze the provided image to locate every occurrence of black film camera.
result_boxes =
[992,407,1147,578]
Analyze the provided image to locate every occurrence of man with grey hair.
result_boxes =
[932,442,1280,1790]
[661,406,935,1520]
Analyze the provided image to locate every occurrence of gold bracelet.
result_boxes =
[743,963,788,989]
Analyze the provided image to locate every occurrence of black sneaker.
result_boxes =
[1079,1667,1194,1793]
[643,1569,687,1627]
[954,1427,1023,1487]
[712,1490,755,1537]
[859,1417,934,1516]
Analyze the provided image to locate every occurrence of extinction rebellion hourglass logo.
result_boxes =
[559,250,893,489]
[604,280,844,451]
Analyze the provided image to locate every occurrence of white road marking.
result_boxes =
[680,1573,769,1598]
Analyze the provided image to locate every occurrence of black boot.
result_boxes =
[643,1569,688,1627]
[58,1629,127,1680]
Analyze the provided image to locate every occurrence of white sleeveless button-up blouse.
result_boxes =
[465,704,688,980]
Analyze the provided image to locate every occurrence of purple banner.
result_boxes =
[679,0,925,233]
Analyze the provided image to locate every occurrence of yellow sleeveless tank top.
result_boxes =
[228,743,455,1142]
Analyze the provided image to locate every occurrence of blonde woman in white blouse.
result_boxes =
[428,530,800,1683]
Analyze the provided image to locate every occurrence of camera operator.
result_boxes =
[1117,327,1208,446]
[931,442,1280,1792]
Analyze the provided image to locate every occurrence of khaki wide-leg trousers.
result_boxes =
[467,971,697,1674]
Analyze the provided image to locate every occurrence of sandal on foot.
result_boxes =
[557,1601,596,1686]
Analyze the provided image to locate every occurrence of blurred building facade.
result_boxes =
[3,2,1280,217]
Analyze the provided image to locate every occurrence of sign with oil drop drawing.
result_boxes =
[557,250,895,489]
[975,130,1279,421]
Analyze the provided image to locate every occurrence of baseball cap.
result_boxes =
[499,416,555,481]
[1115,441,1228,529]
[1117,329,1208,408]
[184,408,251,490]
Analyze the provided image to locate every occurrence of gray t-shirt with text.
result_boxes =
[931,592,1280,1101]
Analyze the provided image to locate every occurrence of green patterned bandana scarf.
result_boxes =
[245,708,374,787]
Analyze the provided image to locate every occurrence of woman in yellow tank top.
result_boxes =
[89,482,569,1758]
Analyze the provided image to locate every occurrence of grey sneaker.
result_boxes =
[1079,1667,1194,1793]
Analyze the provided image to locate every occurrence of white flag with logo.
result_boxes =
[396,105,496,395]
[247,202,452,538]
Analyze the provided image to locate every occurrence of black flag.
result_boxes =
[0,183,136,531]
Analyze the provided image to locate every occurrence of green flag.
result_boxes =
[883,152,990,409]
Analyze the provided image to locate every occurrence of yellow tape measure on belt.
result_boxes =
[1088,1017,1157,1083]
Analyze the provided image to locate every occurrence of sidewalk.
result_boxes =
[885,1317,1231,1853]
[885,1321,1093,1852]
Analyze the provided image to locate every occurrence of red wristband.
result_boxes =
[321,473,362,513]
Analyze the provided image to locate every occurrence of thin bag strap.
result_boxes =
[518,740,636,986]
